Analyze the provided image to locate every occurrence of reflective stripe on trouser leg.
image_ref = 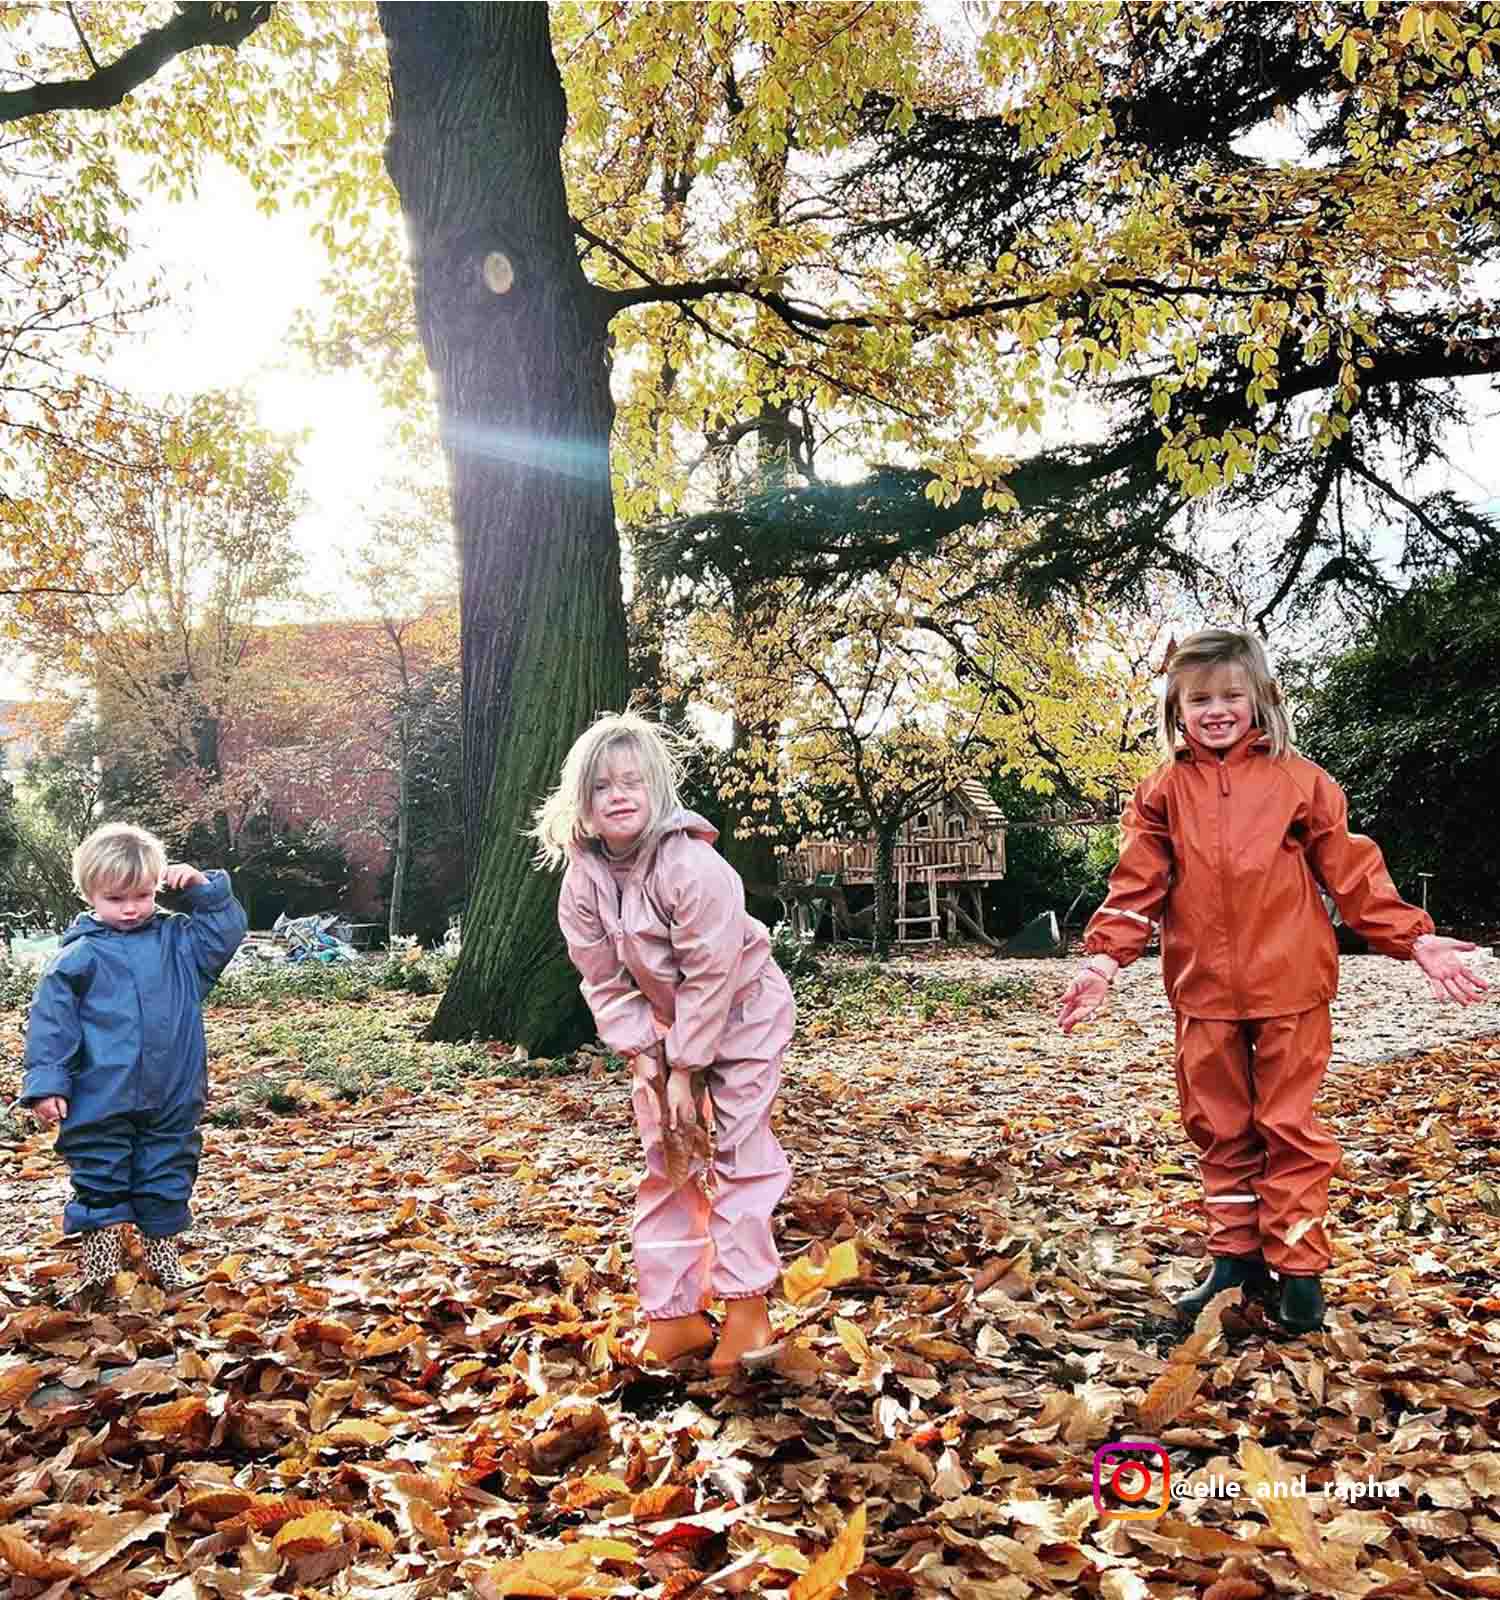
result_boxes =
[1175,1015,1264,1259]
[1244,1007,1338,1274]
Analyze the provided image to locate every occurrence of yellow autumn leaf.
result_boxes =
[789,1503,866,1600]
[1239,1439,1324,1571]
[272,1509,347,1558]
[782,1240,861,1304]
[834,1317,873,1367]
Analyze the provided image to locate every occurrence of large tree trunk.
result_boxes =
[379,3,627,1051]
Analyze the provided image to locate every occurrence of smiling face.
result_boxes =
[1179,664,1255,750]
[88,875,158,931]
[590,749,650,854]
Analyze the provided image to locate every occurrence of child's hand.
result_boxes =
[1059,962,1115,1033]
[666,1070,699,1130]
[160,863,209,890]
[1413,935,1491,1005]
[29,1096,68,1125]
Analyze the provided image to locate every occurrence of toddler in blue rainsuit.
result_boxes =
[19,822,247,1299]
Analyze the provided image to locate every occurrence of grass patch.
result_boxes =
[221,998,612,1113]
[212,949,457,1008]
[792,958,1033,1033]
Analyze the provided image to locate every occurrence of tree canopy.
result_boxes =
[6,1,1500,1042]
[1291,559,1500,925]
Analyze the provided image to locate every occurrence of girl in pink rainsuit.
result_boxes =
[533,712,795,1374]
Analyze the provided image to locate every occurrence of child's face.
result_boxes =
[89,876,158,931]
[591,751,649,853]
[1179,665,1254,750]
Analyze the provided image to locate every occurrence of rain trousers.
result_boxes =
[1082,731,1432,1272]
[20,871,248,1238]
[558,810,794,1319]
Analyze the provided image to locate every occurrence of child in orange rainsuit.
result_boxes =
[1058,629,1488,1333]
[533,712,795,1375]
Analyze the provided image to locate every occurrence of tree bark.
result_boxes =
[873,823,899,958]
[379,2,628,1050]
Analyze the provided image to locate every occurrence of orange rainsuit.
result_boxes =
[1082,730,1433,1272]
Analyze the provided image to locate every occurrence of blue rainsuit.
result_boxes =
[19,871,247,1238]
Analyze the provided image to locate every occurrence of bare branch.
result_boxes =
[0,3,274,125]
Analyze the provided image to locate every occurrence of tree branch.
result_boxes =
[0,2,274,125]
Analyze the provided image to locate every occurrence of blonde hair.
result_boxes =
[73,822,167,901]
[1160,628,1292,759]
[530,711,685,870]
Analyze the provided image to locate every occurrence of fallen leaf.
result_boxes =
[790,1503,866,1600]
[0,1529,80,1581]
[0,1361,44,1410]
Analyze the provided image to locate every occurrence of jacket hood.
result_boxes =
[658,807,718,846]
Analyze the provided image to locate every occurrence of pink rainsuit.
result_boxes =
[558,810,794,1319]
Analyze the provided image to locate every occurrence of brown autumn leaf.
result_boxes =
[245,1495,337,1532]
[312,1417,391,1449]
[0,1361,44,1410]
[527,1403,609,1471]
[1137,1356,1205,1430]
[553,1473,630,1511]
[362,1319,423,1358]
[630,1483,696,1522]
[66,1510,171,1576]
[184,1487,256,1522]
[0,1529,81,1581]
[135,1396,210,1438]
[789,1503,867,1600]
[307,1377,359,1432]
[349,1515,397,1552]
[1203,1581,1266,1600]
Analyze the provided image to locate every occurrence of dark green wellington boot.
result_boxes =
[1276,1274,1326,1334]
[1175,1254,1273,1320]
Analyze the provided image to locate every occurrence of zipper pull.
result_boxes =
[1218,760,1229,797]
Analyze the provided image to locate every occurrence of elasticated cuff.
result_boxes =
[718,1280,779,1302]
[643,1296,709,1321]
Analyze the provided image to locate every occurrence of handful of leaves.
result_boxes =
[634,1050,713,1189]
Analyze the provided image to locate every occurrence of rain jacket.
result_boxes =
[20,871,247,1235]
[558,809,794,1069]
[1083,732,1433,1020]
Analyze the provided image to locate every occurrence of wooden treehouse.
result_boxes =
[778,781,1007,947]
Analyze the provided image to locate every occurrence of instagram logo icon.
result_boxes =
[1092,1440,1171,1520]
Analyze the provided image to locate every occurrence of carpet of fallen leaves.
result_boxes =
[2,950,1499,1600]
